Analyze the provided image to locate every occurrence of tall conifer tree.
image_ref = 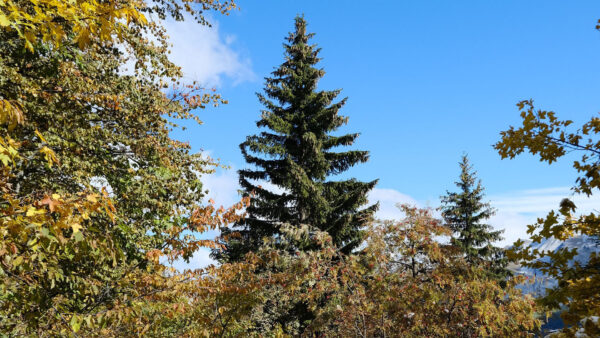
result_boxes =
[440,155,509,279]
[220,16,377,262]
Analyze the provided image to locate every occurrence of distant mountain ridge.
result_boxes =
[508,235,599,334]
[510,235,599,296]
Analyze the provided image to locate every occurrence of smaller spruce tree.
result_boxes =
[440,155,509,280]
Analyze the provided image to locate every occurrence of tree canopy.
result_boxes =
[0,0,247,335]
[496,99,600,336]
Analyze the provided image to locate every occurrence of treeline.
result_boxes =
[0,1,598,336]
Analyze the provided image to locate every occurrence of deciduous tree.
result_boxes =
[0,0,245,335]
[312,205,539,337]
[496,98,600,336]
[214,206,541,337]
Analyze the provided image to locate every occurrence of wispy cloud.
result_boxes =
[369,185,600,247]
[164,17,254,87]
[489,187,600,246]
[167,166,240,271]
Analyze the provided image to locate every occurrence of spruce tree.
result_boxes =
[440,155,509,279]
[220,16,378,262]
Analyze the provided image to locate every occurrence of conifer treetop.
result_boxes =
[219,15,378,262]
[441,155,505,268]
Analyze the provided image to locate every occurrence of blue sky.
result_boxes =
[164,1,600,265]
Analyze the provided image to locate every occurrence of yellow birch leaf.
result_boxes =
[71,223,82,233]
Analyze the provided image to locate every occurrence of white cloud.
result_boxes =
[173,167,288,271]
[200,166,287,206]
[162,166,240,272]
[249,179,288,195]
[368,185,600,247]
[488,212,534,247]
[202,167,240,207]
[368,188,418,220]
[489,187,600,246]
[164,17,254,86]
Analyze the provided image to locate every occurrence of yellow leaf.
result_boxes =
[26,207,43,217]
[39,146,58,166]
[1,99,24,129]
[34,129,47,143]
[13,256,23,266]
[76,29,90,49]
[71,223,82,233]
[138,13,148,25]
[51,193,60,200]
[0,14,9,27]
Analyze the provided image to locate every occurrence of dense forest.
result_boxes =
[1,1,599,336]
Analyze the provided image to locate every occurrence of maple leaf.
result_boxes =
[41,195,61,212]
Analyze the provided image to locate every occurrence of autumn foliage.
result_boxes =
[0,0,246,335]
[0,0,565,336]
[496,99,600,336]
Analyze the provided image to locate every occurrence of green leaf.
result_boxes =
[70,314,81,332]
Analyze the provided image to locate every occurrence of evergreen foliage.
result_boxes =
[219,16,378,262]
[440,155,509,279]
